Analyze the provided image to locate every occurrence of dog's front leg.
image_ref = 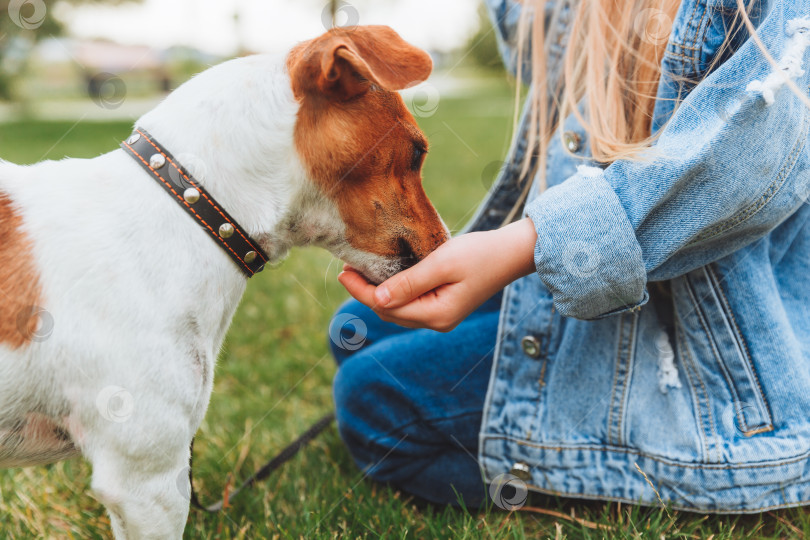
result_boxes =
[89,440,191,539]
[88,440,191,539]
[80,402,197,540]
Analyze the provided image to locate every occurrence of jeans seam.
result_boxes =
[606,314,626,447]
[675,323,710,462]
[529,303,556,440]
[477,448,810,513]
[680,281,722,462]
[477,283,513,465]
[685,271,748,430]
[689,1,708,72]
[708,263,774,429]
[481,435,810,470]
[663,0,702,74]
[615,313,638,446]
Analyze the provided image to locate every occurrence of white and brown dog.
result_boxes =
[0,26,448,538]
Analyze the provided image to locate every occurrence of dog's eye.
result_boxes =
[410,146,426,171]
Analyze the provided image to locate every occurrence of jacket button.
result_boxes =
[563,131,582,153]
[509,462,532,482]
[521,336,541,358]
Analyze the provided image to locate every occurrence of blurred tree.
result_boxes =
[464,2,506,73]
[0,0,140,100]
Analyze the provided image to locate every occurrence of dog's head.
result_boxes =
[285,26,449,283]
[137,26,448,283]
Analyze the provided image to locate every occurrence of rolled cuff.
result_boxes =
[524,166,648,320]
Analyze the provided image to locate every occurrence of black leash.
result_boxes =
[188,412,336,512]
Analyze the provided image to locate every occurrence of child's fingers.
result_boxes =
[337,270,380,308]
[374,256,451,309]
[339,268,461,331]
[379,290,460,332]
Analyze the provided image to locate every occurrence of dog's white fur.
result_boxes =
[0,52,418,538]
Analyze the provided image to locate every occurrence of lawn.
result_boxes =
[0,79,807,539]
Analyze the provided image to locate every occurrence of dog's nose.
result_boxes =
[397,237,418,271]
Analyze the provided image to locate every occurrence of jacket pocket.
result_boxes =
[673,265,773,445]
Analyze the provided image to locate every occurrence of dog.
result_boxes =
[0,25,448,538]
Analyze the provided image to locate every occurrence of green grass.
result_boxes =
[0,79,807,539]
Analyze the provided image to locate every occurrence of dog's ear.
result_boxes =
[289,25,432,101]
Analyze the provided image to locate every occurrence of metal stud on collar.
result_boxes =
[149,153,166,169]
[183,188,200,204]
[122,128,270,278]
[219,223,234,239]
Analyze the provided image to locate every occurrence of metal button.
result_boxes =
[126,133,140,144]
[149,153,166,169]
[563,131,582,153]
[509,462,531,482]
[521,335,541,358]
[244,251,257,264]
[218,223,234,239]
[183,188,200,204]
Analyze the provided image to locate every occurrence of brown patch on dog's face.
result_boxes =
[287,26,448,279]
[0,193,43,349]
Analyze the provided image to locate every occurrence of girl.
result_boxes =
[330,0,810,511]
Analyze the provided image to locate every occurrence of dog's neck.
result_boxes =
[135,53,310,264]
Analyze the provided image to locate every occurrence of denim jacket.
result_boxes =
[475,0,810,511]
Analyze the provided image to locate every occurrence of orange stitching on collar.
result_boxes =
[124,141,254,275]
[135,130,267,264]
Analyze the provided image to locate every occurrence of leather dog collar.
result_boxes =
[121,129,268,277]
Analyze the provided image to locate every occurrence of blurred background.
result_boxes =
[0,0,507,122]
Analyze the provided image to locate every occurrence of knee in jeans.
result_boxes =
[332,354,378,440]
[332,356,405,478]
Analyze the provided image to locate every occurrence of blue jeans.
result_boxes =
[329,293,502,507]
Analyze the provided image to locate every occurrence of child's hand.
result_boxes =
[338,218,538,332]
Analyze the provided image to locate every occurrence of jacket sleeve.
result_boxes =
[524,4,810,320]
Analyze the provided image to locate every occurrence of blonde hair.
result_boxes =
[512,0,775,196]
